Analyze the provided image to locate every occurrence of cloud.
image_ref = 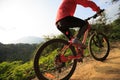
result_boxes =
[98,0,120,21]
[99,0,111,4]
[106,1,120,21]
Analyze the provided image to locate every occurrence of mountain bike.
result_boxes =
[34,9,110,80]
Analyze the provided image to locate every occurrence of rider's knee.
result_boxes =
[86,22,91,31]
[57,24,63,31]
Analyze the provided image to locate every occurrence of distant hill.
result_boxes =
[0,41,38,62]
[11,36,44,44]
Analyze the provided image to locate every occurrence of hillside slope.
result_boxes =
[33,41,120,80]
[71,41,120,80]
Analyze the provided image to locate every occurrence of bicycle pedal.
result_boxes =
[77,58,83,63]
[58,69,61,73]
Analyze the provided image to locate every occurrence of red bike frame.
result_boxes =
[58,21,92,63]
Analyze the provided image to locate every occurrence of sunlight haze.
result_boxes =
[0,0,119,44]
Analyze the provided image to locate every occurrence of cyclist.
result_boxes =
[55,0,101,48]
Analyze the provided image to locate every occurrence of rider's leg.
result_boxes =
[71,21,88,49]
[56,16,87,41]
[57,25,73,40]
[82,29,89,44]
[76,21,88,40]
[82,23,91,44]
[56,16,83,40]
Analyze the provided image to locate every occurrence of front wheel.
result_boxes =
[34,39,77,80]
[88,32,110,61]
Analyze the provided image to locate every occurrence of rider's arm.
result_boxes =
[75,0,100,12]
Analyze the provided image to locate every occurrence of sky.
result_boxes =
[0,0,119,44]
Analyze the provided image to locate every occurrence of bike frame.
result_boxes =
[34,9,109,80]
[59,24,90,63]
[59,9,105,63]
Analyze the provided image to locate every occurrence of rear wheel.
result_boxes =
[88,32,110,61]
[34,39,77,80]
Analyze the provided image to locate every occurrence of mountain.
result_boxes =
[11,36,44,44]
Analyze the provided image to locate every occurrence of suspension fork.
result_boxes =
[94,32,103,48]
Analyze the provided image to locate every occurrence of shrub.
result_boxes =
[0,61,35,80]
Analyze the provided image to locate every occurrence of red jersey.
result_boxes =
[56,0,100,22]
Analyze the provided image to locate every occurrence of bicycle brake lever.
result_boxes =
[93,14,98,18]
[93,9,105,18]
[99,9,105,14]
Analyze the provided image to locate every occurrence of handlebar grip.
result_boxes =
[85,9,105,20]
[98,9,105,14]
[93,14,97,18]
[93,9,105,18]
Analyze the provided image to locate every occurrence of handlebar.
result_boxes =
[85,9,105,21]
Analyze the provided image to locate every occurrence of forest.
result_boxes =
[0,0,120,80]
[0,17,119,80]
[0,43,38,63]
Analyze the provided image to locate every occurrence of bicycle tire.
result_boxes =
[34,39,77,80]
[88,32,110,61]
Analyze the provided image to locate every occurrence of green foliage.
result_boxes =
[0,17,119,80]
[0,43,38,62]
[38,41,74,71]
[44,29,76,41]
[112,0,119,2]
[39,49,57,71]
[89,18,120,41]
[0,61,35,80]
[109,18,120,40]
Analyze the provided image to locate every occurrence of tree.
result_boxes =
[0,43,38,62]
[112,0,119,2]
[111,0,120,19]
[110,18,120,40]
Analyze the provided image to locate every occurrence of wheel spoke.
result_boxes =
[89,33,110,61]
[34,39,77,80]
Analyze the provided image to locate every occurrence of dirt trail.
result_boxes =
[33,41,120,80]
[70,41,120,80]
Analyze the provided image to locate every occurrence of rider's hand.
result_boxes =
[97,9,103,16]
[93,9,103,18]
